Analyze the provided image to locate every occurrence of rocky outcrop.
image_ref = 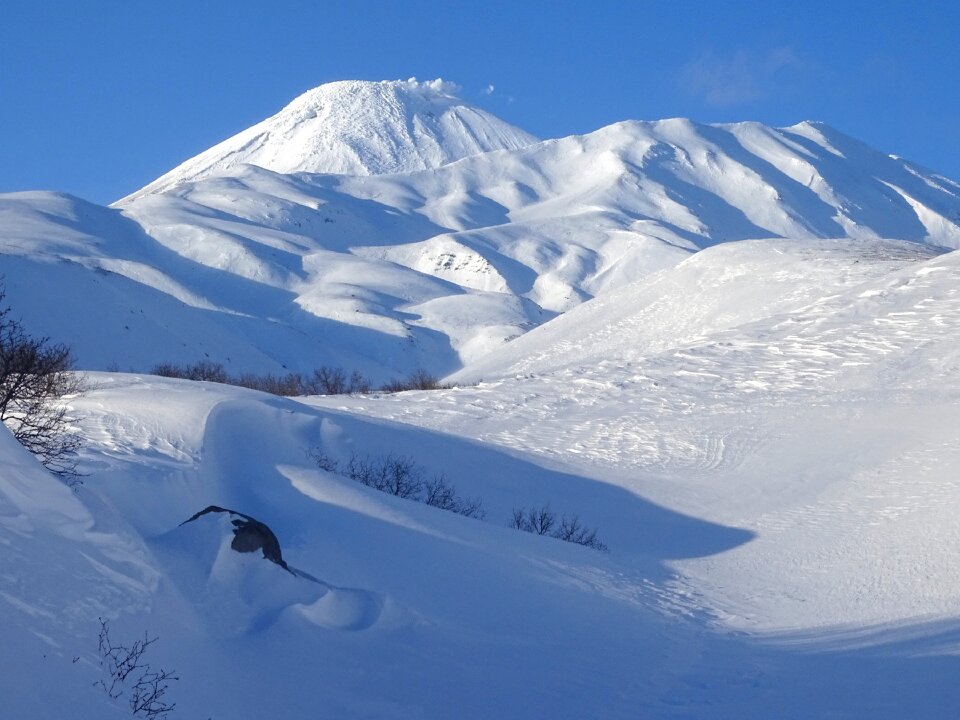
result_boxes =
[180,505,294,574]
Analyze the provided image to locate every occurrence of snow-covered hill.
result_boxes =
[3,86,960,379]
[325,237,960,626]
[452,237,944,381]
[123,78,539,201]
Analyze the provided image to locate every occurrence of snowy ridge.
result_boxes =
[3,82,960,380]
[123,79,538,201]
[453,237,944,381]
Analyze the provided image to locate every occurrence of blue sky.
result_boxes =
[2,0,958,203]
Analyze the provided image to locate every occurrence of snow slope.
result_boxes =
[454,237,944,381]
[3,375,697,718]
[7,247,960,718]
[316,238,960,633]
[123,78,539,200]
[0,424,157,720]
[299,236,960,714]
[0,189,541,377]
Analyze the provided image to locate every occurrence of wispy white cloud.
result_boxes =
[680,47,804,107]
[482,84,495,96]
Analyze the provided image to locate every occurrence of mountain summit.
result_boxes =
[124,78,538,201]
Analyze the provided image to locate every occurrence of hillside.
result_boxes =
[310,235,960,639]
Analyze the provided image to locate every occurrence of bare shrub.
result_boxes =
[306,366,372,395]
[511,505,607,551]
[424,474,486,519]
[346,370,372,394]
[345,453,386,490]
[149,362,182,379]
[346,452,423,499]
[553,514,608,551]
[0,288,85,478]
[96,618,178,719]
[152,360,457,397]
[381,454,425,498]
[186,360,228,383]
[311,365,347,394]
[424,474,458,511]
[511,505,557,535]
[307,449,339,473]
[320,451,484,518]
[380,369,450,393]
[152,360,228,383]
[151,362,373,397]
[454,495,486,520]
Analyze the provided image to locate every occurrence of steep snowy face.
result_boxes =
[124,78,538,200]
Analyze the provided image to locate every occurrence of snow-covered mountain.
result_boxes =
[4,78,960,718]
[123,78,539,201]
[2,80,959,379]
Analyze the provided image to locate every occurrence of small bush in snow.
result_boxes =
[95,618,178,719]
[315,450,485,519]
[379,369,450,393]
[552,514,608,551]
[311,450,602,547]
[186,359,230,383]
[510,505,556,535]
[511,505,608,551]
[423,473,486,519]
[151,361,457,396]
[0,285,86,479]
[307,366,372,395]
[151,361,382,396]
[307,449,339,473]
[152,360,230,383]
[346,452,424,499]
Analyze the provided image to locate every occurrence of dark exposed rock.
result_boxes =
[180,505,294,574]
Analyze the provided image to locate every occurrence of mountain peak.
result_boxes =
[121,78,538,202]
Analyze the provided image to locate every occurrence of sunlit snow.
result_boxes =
[2,79,960,718]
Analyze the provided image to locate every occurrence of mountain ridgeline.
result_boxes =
[1,78,959,381]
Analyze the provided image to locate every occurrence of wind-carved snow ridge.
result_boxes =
[122,78,539,201]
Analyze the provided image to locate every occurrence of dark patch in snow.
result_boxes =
[180,505,295,574]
